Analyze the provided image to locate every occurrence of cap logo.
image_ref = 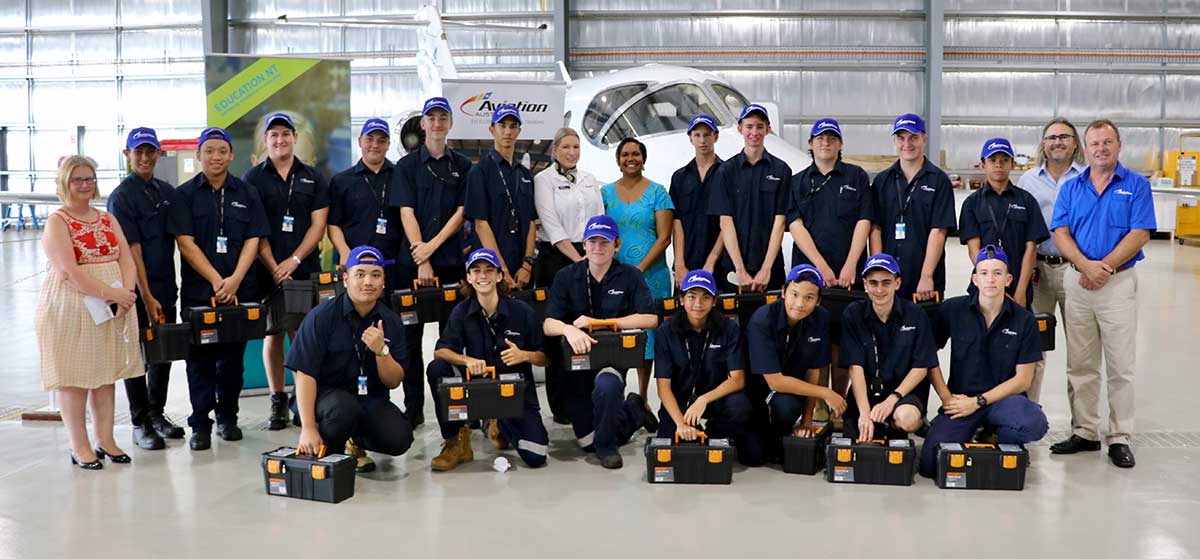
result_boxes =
[818,122,835,129]
[589,223,612,230]
[867,258,889,267]
[987,142,1008,149]
[691,276,712,284]
[133,132,154,139]
[897,119,916,126]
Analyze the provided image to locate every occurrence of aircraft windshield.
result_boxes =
[602,83,726,145]
[710,83,750,119]
[582,84,647,143]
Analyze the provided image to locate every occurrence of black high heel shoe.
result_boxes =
[95,447,132,464]
[70,453,104,470]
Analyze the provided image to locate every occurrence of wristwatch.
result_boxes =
[291,255,301,265]
[976,395,988,408]
[522,255,536,267]
[378,345,390,357]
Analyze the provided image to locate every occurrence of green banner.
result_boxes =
[205,57,319,129]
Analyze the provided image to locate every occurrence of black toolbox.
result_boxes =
[716,289,780,325]
[390,279,461,326]
[824,437,917,486]
[436,366,527,422]
[782,421,833,475]
[187,297,267,345]
[140,320,192,365]
[261,446,356,503]
[1034,312,1056,351]
[264,278,314,334]
[820,288,868,331]
[513,287,549,320]
[644,432,735,485]
[914,292,943,330]
[936,442,1029,490]
[560,320,647,372]
[656,296,680,321]
[313,271,346,304]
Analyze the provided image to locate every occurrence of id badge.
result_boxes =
[357,374,369,396]
[894,222,907,240]
[375,217,388,235]
[216,235,228,254]
[281,215,295,232]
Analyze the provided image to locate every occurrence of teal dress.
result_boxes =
[601,180,674,360]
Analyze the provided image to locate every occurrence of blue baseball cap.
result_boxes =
[687,114,718,134]
[680,270,718,296]
[197,127,232,149]
[344,245,395,269]
[810,118,842,139]
[980,137,1015,160]
[465,248,501,270]
[785,264,825,289]
[861,253,901,277]
[360,118,390,137]
[892,113,925,135]
[423,97,451,115]
[583,215,619,242]
[975,244,1010,268]
[126,127,160,150]
[491,104,522,125]
[264,112,296,133]
[738,103,769,123]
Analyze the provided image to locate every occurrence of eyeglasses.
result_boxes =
[1042,134,1075,142]
[70,177,98,186]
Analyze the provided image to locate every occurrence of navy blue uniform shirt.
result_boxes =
[545,259,654,324]
[284,292,409,401]
[936,294,1042,397]
[464,150,535,272]
[169,173,270,306]
[654,313,744,405]
[788,160,875,277]
[435,296,545,379]
[669,156,723,271]
[745,301,831,401]
[241,158,330,277]
[329,158,400,258]
[391,146,473,269]
[838,298,938,391]
[959,183,1050,299]
[106,173,178,305]
[707,150,792,274]
[871,157,957,297]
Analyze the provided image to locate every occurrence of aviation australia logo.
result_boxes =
[459,92,549,118]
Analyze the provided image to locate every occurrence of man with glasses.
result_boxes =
[1016,119,1086,402]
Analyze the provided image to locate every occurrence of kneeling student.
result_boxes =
[839,253,938,442]
[918,245,1049,478]
[288,246,414,465]
[427,248,551,471]
[742,264,848,466]
[654,270,752,447]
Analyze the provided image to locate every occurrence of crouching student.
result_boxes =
[654,270,752,450]
[544,215,660,469]
[742,264,847,465]
[288,246,414,468]
[918,245,1049,478]
[839,253,938,441]
[426,248,551,471]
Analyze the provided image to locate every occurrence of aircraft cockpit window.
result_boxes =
[602,83,723,144]
[710,83,750,118]
[582,84,647,142]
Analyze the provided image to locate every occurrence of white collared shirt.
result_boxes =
[1017,161,1086,256]
[533,165,604,244]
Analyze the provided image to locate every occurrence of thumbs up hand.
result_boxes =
[500,338,527,366]
[362,319,387,355]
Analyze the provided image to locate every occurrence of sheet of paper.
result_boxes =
[82,281,122,325]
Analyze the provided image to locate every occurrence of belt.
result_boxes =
[1070,263,1133,275]
[1037,254,1067,266]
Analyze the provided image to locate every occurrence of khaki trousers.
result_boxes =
[1029,260,1068,402]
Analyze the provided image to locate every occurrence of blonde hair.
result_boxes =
[56,155,99,204]
[1033,118,1086,166]
[550,127,580,163]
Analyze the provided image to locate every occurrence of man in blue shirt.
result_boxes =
[107,127,185,450]
[870,113,957,301]
[464,104,537,290]
[839,253,938,442]
[742,264,847,466]
[958,138,1050,306]
[391,97,475,427]
[1017,118,1086,402]
[707,104,792,293]
[242,112,331,431]
[654,270,752,449]
[1048,120,1155,469]
[287,246,413,463]
[544,215,659,469]
[170,127,270,451]
[919,245,1049,478]
[670,115,725,286]
[328,118,400,287]
[426,248,550,471]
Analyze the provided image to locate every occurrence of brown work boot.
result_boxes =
[431,426,474,471]
[487,419,510,450]
[345,438,375,473]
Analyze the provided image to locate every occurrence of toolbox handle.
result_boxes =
[413,277,441,289]
[297,444,327,459]
[673,431,708,445]
[912,291,942,303]
[209,295,239,307]
[963,443,996,449]
[466,366,497,381]
[156,313,167,325]
[587,319,619,332]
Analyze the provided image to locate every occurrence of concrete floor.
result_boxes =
[1,228,1199,559]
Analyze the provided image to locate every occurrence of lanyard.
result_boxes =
[585,272,596,317]
[142,180,162,209]
[893,173,916,223]
[364,172,388,219]
[981,189,1013,248]
[683,329,711,402]
[273,162,296,219]
[348,312,374,385]
[216,186,225,237]
[491,153,521,235]
[809,170,835,200]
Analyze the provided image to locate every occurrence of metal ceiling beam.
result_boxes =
[202,0,228,54]
[554,0,569,77]
[926,0,944,160]
[569,9,926,20]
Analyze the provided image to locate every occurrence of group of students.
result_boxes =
[77,95,1152,475]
